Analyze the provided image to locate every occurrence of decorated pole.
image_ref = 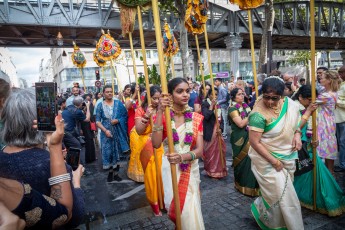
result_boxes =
[129,32,141,104]
[79,69,86,92]
[194,34,206,97]
[71,42,87,92]
[170,57,176,78]
[247,10,259,98]
[151,0,182,228]
[137,5,164,210]
[203,24,225,168]
[310,0,317,211]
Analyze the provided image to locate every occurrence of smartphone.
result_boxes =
[35,82,57,131]
[315,100,323,105]
[66,147,81,171]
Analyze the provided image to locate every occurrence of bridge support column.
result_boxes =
[340,51,345,65]
[225,34,243,81]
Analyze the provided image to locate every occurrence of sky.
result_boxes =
[8,48,51,87]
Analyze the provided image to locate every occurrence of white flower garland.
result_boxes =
[171,114,194,155]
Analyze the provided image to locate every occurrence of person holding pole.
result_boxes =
[152,78,205,229]
[202,87,227,178]
[293,85,345,217]
[134,85,165,216]
[248,77,304,230]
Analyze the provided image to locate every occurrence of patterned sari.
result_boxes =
[248,97,304,230]
[228,106,259,196]
[128,107,165,214]
[162,113,205,230]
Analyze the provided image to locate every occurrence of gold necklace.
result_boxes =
[172,106,187,115]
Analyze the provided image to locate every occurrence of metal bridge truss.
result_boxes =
[0,0,344,49]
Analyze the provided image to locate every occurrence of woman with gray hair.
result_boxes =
[0,89,85,229]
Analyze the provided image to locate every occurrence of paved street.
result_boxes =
[78,138,345,230]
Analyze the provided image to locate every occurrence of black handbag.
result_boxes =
[294,141,314,176]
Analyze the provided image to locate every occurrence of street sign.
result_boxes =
[95,80,102,88]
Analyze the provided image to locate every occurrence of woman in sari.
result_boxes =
[153,78,205,229]
[316,70,340,175]
[128,86,165,214]
[293,85,345,216]
[96,86,129,182]
[194,83,211,113]
[248,77,304,230]
[202,87,227,178]
[228,88,259,196]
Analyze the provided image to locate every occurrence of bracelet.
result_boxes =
[295,129,302,135]
[152,125,163,132]
[188,151,196,161]
[48,173,71,186]
[271,159,280,168]
[302,114,310,120]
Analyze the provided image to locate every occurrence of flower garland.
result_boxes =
[170,106,194,171]
[232,102,251,119]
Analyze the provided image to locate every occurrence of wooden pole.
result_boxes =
[203,24,225,169]
[170,56,176,78]
[129,32,141,105]
[79,68,86,92]
[137,5,164,210]
[195,34,206,97]
[247,10,259,98]
[110,59,122,94]
[151,0,181,228]
[310,0,317,211]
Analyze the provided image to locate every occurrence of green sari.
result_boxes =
[293,101,345,216]
[228,105,259,196]
[248,97,304,230]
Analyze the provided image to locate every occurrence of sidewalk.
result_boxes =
[78,139,345,229]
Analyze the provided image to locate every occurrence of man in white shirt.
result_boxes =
[334,65,345,172]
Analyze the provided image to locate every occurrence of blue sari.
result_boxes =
[96,99,129,169]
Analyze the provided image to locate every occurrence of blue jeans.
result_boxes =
[336,122,345,169]
[221,107,228,136]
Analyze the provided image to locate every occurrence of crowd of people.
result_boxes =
[0,64,345,229]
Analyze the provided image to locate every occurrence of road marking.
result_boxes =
[112,184,145,201]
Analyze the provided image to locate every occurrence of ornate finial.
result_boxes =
[107,29,110,35]
[101,29,105,34]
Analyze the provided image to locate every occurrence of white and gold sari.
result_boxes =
[248,97,304,230]
[161,113,205,230]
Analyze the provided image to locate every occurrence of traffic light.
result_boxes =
[95,70,100,80]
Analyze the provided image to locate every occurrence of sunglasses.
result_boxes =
[263,95,281,101]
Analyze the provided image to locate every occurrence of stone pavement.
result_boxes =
[78,139,345,230]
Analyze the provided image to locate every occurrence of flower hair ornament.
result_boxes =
[264,76,284,83]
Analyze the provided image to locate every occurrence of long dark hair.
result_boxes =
[292,84,317,101]
[168,77,188,94]
[198,82,211,101]
[141,85,162,109]
[206,87,218,99]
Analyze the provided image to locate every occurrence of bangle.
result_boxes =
[152,125,163,132]
[295,129,302,135]
[302,114,309,120]
[48,173,71,186]
[271,159,280,168]
[188,151,196,161]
